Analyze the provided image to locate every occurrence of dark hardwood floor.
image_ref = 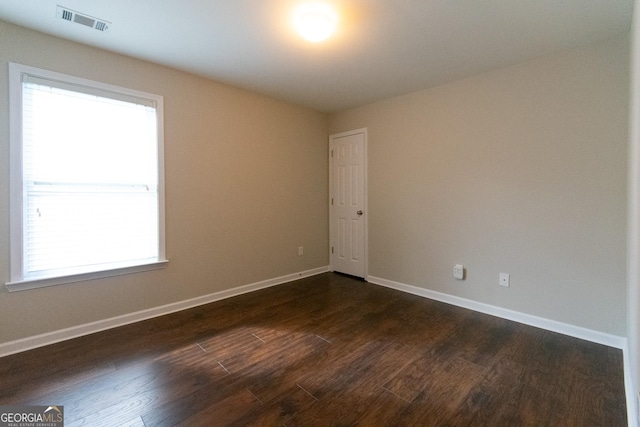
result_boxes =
[0,273,627,426]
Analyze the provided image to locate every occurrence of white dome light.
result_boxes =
[294,3,337,43]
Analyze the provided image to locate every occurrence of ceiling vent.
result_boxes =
[56,6,110,32]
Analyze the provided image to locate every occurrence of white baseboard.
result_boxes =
[0,266,329,358]
[367,276,626,349]
[622,343,638,427]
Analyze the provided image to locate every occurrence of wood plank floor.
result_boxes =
[0,273,627,426]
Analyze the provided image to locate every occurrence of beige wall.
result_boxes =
[0,21,329,343]
[330,36,629,336]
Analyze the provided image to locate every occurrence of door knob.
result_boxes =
[356,210,363,216]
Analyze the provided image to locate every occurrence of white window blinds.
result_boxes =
[17,70,162,282]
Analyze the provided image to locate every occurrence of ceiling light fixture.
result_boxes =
[293,3,337,43]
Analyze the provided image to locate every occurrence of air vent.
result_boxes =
[94,21,108,32]
[56,6,110,32]
[60,9,72,21]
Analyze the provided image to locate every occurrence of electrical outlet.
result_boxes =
[453,264,464,280]
[298,246,303,256]
[499,272,510,287]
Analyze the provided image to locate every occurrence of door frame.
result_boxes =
[329,127,368,280]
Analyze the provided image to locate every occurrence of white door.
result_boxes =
[330,128,367,278]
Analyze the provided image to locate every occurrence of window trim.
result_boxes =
[6,63,167,292]
[5,261,169,292]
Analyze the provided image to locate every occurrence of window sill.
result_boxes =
[4,260,169,292]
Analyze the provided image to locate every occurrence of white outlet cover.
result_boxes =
[499,272,510,287]
[453,264,464,280]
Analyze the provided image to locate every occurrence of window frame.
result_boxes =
[6,63,168,292]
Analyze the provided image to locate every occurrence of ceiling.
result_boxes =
[0,0,634,112]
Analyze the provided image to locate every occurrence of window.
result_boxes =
[7,63,167,291]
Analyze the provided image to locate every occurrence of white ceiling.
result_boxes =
[0,0,633,112]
